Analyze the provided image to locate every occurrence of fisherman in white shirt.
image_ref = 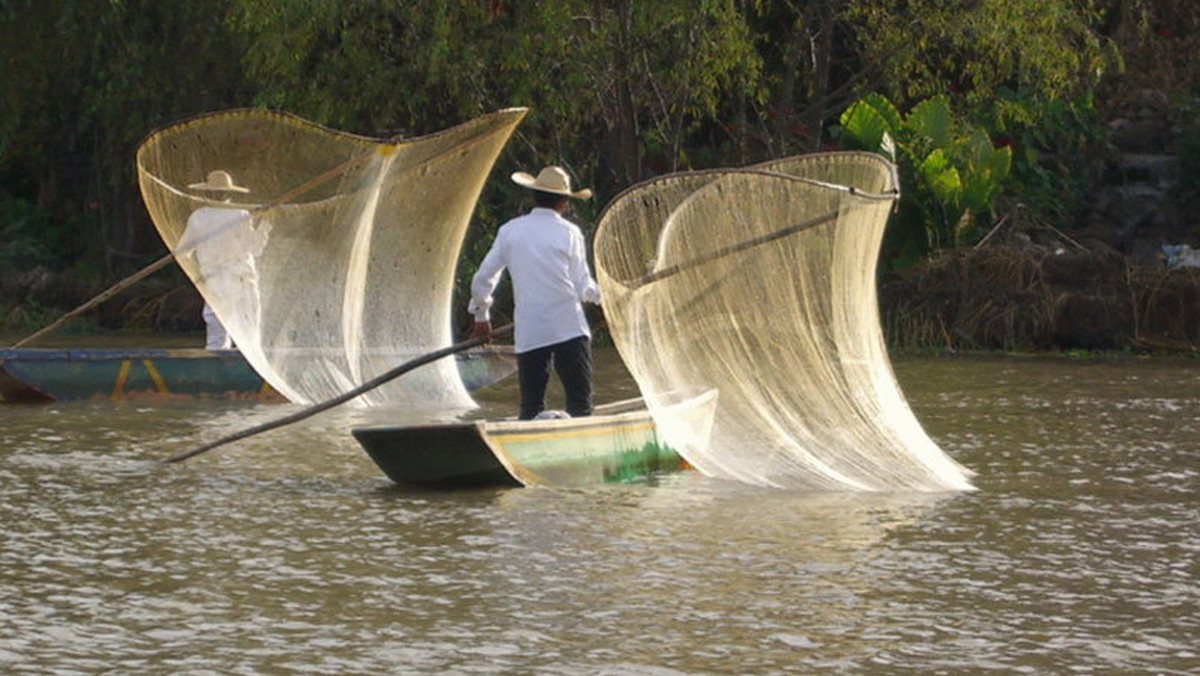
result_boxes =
[177,170,270,351]
[468,166,601,420]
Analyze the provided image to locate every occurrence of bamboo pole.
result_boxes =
[162,325,514,464]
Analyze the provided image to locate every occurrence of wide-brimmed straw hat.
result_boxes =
[188,169,250,193]
[512,166,592,199]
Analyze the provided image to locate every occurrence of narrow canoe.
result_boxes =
[0,347,515,403]
[352,390,717,488]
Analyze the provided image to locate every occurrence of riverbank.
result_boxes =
[880,243,1200,354]
[0,265,204,340]
[6,246,1200,358]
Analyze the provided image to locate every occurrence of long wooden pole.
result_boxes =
[162,324,514,464]
[631,210,839,289]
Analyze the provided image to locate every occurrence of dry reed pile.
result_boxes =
[881,245,1200,352]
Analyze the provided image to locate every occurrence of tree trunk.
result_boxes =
[804,4,837,150]
[610,0,641,185]
[772,18,803,156]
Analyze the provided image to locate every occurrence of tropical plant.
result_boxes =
[973,90,1109,236]
[837,94,1011,263]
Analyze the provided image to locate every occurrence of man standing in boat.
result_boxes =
[469,166,600,420]
[177,170,270,351]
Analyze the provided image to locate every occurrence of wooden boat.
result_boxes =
[0,347,515,403]
[352,390,717,488]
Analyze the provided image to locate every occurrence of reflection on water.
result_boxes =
[1,351,1198,673]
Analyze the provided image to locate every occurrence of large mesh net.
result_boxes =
[137,108,526,407]
[594,152,975,491]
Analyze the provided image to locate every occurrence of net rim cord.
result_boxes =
[594,152,901,230]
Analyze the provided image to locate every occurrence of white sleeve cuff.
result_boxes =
[581,282,602,305]
[467,298,492,322]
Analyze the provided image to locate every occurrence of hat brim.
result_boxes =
[512,171,592,200]
[187,182,250,193]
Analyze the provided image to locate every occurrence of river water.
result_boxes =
[1,347,1197,674]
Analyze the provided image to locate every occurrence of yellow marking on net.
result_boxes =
[491,421,654,444]
[378,144,399,156]
[111,360,131,400]
[143,359,169,393]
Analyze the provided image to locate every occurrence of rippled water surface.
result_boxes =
[2,350,1198,674]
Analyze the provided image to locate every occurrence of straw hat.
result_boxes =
[188,169,250,193]
[512,166,592,199]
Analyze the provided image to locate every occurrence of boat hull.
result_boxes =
[0,347,514,403]
[353,392,717,488]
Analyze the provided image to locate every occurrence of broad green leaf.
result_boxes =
[918,148,951,177]
[960,171,996,212]
[986,144,1012,182]
[839,99,890,151]
[907,97,953,147]
[928,170,963,205]
[920,150,962,203]
[860,93,903,132]
[961,130,992,164]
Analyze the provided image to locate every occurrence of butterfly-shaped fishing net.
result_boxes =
[594,152,975,490]
[137,108,526,408]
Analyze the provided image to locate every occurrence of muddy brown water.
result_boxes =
[1,343,1197,673]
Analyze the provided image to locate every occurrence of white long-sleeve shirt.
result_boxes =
[469,207,601,353]
[177,206,265,277]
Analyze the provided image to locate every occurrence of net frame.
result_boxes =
[136,108,527,408]
[594,151,975,491]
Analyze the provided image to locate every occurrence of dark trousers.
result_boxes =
[517,335,593,420]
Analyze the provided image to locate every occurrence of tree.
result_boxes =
[0,0,250,276]
[841,0,1117,111]
[741,0,862,156]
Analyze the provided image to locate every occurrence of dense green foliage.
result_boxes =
[0,0,1192,325]
[1177,100,1200,210]
[842,0,1116,106]
[838,94,1012,266]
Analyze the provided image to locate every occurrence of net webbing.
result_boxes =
[595,152,974,491]
[136,108,526,407]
